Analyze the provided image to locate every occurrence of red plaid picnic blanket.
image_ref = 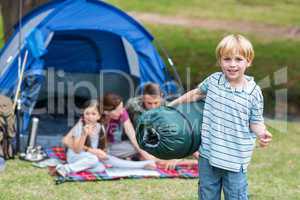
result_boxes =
[46,147,199,184]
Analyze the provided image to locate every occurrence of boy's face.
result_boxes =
[219,54,250,83]
[143,94,162,110]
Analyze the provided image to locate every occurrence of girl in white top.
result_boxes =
[56,100,155,177]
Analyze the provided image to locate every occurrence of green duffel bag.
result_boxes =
[136,100,204,159]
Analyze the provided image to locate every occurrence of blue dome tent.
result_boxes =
[0,0,180,149]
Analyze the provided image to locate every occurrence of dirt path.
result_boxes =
[129,12,300,41]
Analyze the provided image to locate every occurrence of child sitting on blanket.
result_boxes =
[101,92,156,161]
[54,100,156,177]
[101,92,197,168]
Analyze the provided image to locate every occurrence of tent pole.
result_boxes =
[154,41,184,91]
[17,0,23,80]
[13,0,24,155]
[15,99,22,153]
[13,50,29,110]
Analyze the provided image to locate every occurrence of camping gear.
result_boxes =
[0,0,180,149]
[15,99,22,153]
[19,145,47,162]
[0,95,16,159]
[136,100,205,159]
[28,117,39,148]
[19,117,47,162]
[45,147,198,184]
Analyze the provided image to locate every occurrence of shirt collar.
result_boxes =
[218,73,256,94]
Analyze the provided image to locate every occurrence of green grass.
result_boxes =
[145,24,300,114]
[0,15,3,47]
[0,161,198,200]
[108,0,300,27]
[0,120,299,200]
[248,121,300,200]
[146,24,299,82]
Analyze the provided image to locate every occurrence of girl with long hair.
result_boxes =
[56,100,155,177]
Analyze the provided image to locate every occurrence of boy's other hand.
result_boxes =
[157,159,178,170]
[258,130,272,148]
[192,151,199,159]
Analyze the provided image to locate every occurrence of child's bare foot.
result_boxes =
[144,162,156,170]
[48,166,58,176]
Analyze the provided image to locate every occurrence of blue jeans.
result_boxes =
[198,157,248,200]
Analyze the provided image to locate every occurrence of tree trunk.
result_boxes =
[0,0,49,42]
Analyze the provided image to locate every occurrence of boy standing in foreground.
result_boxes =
[169,34,272,200]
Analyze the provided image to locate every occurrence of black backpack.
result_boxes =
[0,95,16,159]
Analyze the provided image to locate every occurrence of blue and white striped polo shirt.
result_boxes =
[198,72,264,172]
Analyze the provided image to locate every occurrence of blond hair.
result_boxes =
[216,34,254,65]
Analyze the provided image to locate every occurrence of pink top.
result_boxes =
[107,109,129,143]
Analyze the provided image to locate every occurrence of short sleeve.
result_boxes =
[126,97,135,112]
[197,74,213,94]
[71,120,83,138]
[250,86,264,124]
[126,97,144,114]
[120,109,129,123]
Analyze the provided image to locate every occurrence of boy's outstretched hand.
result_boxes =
[258,130,272,148]
[156,159,178,170]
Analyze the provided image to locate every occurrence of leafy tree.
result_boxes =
[0,0,49,41]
